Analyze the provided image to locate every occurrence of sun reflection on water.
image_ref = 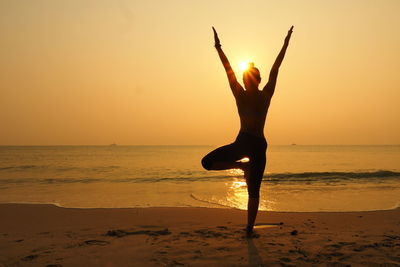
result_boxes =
[225,171,277,211]
[228,168,244,176]
[225,178,248,210]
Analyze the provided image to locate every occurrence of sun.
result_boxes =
[239,61,249,71]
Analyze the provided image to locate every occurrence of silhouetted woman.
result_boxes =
[201,26,293,237]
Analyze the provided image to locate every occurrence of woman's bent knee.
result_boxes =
[201,156,213,170]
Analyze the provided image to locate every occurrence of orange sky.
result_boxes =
[1,0,399,145]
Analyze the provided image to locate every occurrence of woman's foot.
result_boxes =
[246,225,259,238]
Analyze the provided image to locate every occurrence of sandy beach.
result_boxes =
[0,204,399,266]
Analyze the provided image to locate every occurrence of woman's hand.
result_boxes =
[212,26,221,48]
[285,26,294,43]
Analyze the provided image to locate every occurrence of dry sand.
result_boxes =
[0,203,399,266]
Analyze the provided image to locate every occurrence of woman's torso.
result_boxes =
[235,90,271,137]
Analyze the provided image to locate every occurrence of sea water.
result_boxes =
[0,145,399,212]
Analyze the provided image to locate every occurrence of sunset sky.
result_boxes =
[1,0,399,145]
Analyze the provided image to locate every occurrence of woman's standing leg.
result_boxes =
[245,151,266,236]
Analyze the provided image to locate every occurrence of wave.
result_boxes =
[0,165,37,170]
[190,194,235,209]
[266,170,400,182]
[0,170,399,185]
[0,165,120,172]
[0,176,232,184]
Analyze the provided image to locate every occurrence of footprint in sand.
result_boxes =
[280,257,292,263]
[179,231,191,236]
[21,254,38,261]
[106,228,171,237]
[83,240,110,246]
[193,229,224,238]
[38,231,50,235]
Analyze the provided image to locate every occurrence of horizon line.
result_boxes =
[0,144,399,147]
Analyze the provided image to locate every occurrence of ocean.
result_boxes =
[0,145,399,212]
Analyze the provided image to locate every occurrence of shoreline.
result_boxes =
[2,201,400,213]
[1,203,400,266]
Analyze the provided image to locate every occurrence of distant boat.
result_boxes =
[110,143,117,146]
[291,143,297,146]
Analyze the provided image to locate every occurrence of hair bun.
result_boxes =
[249,62,255,68]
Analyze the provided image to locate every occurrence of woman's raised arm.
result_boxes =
[263,26,293,98]
[213,27,243,97]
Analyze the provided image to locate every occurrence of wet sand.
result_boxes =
[0,203,399,266]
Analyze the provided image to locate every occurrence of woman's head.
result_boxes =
[243,62,261,91]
